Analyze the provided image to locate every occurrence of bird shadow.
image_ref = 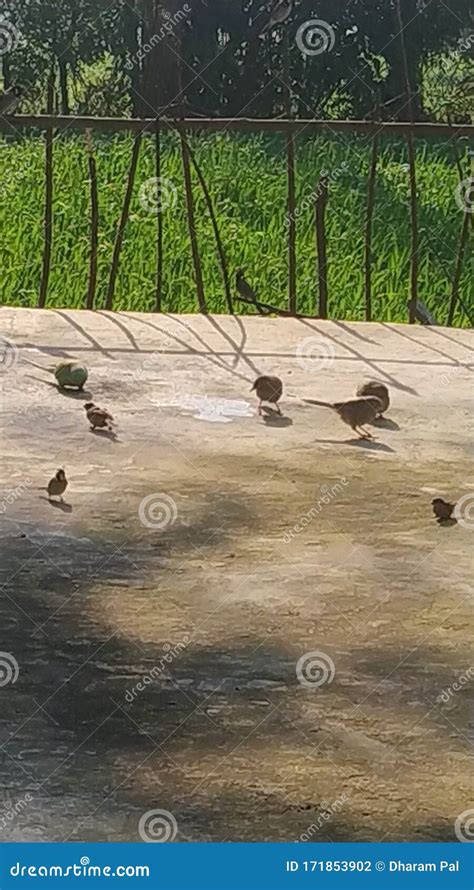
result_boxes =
[55,387,93,401]
[312,437,395,453]
[39,496,73,513]
[90,428,119,442]
[371,416,400,431]
[436,518,458,528]
[262,411,293,427]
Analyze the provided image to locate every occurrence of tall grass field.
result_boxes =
[0,131,472,324]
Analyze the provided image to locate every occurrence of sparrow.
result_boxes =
[431,498,455,522]
[259,0,292,36]
[304,396,383,439]
[251,375,283,415]
[356,381,390,417]
[84,402,115,431]
[236,270,271,316]
[43,469,68,502]
[0,85,23,115]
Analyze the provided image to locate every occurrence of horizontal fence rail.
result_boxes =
[1,115,474,138]
[0,114,472,325]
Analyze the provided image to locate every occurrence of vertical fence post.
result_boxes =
[105,133,142,311]
[447,212,470,326]
[395,0,418,324]
[154,127,164,311]
[314,177,329,318]
[85,129,99,310]
[364,134,379,322]
[286,131,297,315]
[180,130,207,313]
[38,67,55,308]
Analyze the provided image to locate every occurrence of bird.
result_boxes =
[251,375,283,415]
[409,299,438,325]
[0,85,23,115]
[42,469,68,502]
[235,269,269,315]
[259,0,292,36]
[22,356,89,390]
[84,402,115,431]
[431,498,455,522]
[356,380,390,417]
[304,396,383,439]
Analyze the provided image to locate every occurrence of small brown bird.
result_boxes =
[0,85,23,115]
[45,469,68,502]
[251,375,283,415]
[235,269,268,315]
[304,396,383,439]
[356,380,390,417]
[431,498,455,522]
[84,402,115,431]
[259,0,292,36]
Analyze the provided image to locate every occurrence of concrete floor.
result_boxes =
[0,308,473,842]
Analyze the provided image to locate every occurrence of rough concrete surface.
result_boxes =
[0,308,473,843]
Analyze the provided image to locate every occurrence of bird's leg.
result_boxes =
[361,426,376,439]
[276,403,282,416]
[258,401,263,416]
[354,426,370,439]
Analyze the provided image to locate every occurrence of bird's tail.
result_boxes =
[303,399,335,409]
[22,356,51,373]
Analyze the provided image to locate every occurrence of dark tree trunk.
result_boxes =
[58,57,70,115]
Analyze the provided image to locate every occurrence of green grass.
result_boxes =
[0,130,471,325]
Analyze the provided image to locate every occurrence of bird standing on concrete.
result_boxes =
[304,396,383,439]
[0,85,23,115]
[259,0,292,36]
[356,381,390,417]
[252,375,283,415]
[43,469,68,502]
[431,498,455,522]
[84,402,115,431]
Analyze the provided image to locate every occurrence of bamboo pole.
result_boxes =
[3,115,473,138]
[395,0,418,324]
[364,135,379,322]
[84,129,99,310]
[105,133,142,311]
[185,140,233,314]
[180,133,207,313]
[287,133,297,315]
[154,129,163,311]
[447,212,470,326]
[314,177,329,318]
[38,68,55,308]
